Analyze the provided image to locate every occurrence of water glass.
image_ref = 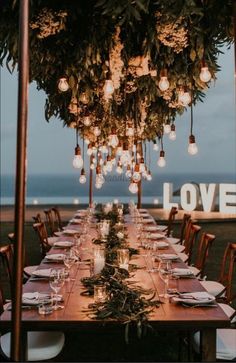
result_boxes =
[49,269,65,310]
[117,249,129,270]
[159,261,172,299]
[38,296,53,316]
[94,284,107,302]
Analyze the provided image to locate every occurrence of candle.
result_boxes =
[94,256,105,274]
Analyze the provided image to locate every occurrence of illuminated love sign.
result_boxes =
[163,183,236,214]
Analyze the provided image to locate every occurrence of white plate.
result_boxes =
[144,226,159,232]
[45,254,66,261]
[156,225,168,231]
[53,241,74,248]
[32,269,52,277]
[70,219,82,224]
[171,268,193,277]
[142,219,154,224]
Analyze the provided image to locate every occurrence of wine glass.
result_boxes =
[159,260,172,299]
[63,251,76,281]
[49,269,65,310]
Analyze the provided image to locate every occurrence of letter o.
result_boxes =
[180,183,199,211]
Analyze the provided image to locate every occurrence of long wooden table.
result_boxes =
[0,211,230,361]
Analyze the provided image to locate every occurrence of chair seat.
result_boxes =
[165,237,180,245]
[188,265,200,276]
[200,280,225,297]
[193,329,236,360]
[24,265,39,276]
[1,331,65,361]
[178,252,188,263]
[218,303,236,323]
[172,244,185,253]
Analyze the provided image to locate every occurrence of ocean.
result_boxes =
[1,173,235,206]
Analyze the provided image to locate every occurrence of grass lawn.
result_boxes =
[0,219,235,362]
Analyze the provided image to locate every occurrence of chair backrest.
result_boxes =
[183,222,201,265]
[166,207,178,237]
[0,285,4,315]
[52,207,63,231]
[44,209,56,236]
[194,232,216,278]
[0,244,14,288]
[32,213,42,223]
[218,243,236,303]
[179,213,191,244]
[33,222,51,258]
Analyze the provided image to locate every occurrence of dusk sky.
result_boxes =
[1,45,235,178]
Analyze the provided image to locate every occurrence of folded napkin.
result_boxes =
[172,291,215,305]
[22,292,62,305]
[53,241,74,248]
[149,233,165,239]
[62,228,79,234]
[171,268,193,277]
[160,254,179,260]
[156,225,168,232]
[32,268,52,277]
[154,241,169,248]
[144,226,159,232]
[70,219,82,224]
[45,253,66,261]
[54,231,64,237]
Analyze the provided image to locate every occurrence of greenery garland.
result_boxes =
[0,1,233,144]
[80,207,161,342]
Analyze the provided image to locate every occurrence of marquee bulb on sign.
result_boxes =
[79,169,86,184]
[157,150,166,167]
[158,69,169,91]
[72,146,83,169]
[188,135,198,155]
[200,61,211,83]
[129,181,138,194]
[58,77,69,92]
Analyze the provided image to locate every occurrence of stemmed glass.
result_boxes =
[159,260,172,299]
[63,250,76,281]
[49,269,65,310]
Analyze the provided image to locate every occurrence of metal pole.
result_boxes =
[11,0,29,361]
[137,179,142,209]
[89,155,93,207]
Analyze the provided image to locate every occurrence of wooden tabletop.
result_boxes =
[0,212,230,331]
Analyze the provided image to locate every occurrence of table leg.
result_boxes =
[201,328,216,362]
[20,330,28,361]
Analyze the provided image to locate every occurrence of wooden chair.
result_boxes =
[52,207,63,231]
[32,222,51,258]
[166,213,191,250]
[200,243,236,303]
[188,232,216,278]
[32,213,42,223]
[0,283,65,361]
[156,206,178,237]
[0,245,14,289]
[7,234,38,279]
[177,222,201,265]
[44,209,56,236]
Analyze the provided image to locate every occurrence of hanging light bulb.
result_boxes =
[147,170,152,181]
[117,141,123,156]
[158,69,169,91]
[139,158,145,173]
[200,61,211,83]
[79,92,89,104]
[103,79,114,98]
[93,126,101,137]
[85,138,90,145]
[106,155,113,172]
[95,182,103,189]
[126,123,134,137]
[129,181,138,194]
[120,143,131,165]
[83,116,91,126]
[157,150,166,167]
[79,168,86,184]
[188,135,198,155]
[92,143,97,155]
[153,140,159,151]
[58,76,69,92]
[164,122,171,134]
[72,145,83,169]
[169,124,176,141]
[125,164,132,178]
[100,142,108,154]
[178,88,191,106]
[87,144,93,156]
[116,162,123,174]
[108,129,119,148]
[133,164,141,182]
